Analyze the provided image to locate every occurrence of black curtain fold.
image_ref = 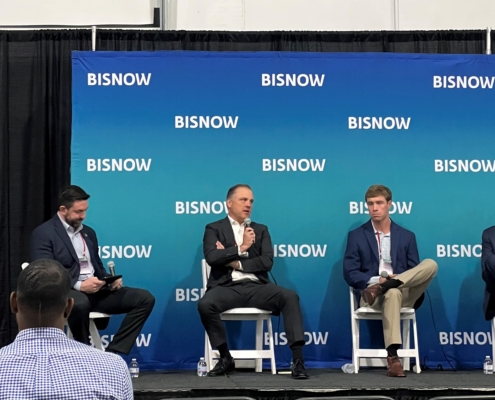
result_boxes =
[0,29,488,346]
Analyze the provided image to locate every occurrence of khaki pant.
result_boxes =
[360,258,438,348]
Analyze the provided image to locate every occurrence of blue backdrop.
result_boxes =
[72,51,495,370]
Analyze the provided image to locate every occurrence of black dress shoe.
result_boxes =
[207,357,235,376]
[291,359,309,379]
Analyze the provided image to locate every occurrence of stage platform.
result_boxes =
[133,369,495,400]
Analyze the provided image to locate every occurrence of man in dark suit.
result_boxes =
[198,184,308,379]
[30,185,155,355]
[481,226,495,321]
[343,184,437,377]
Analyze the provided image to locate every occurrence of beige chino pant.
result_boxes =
[360,258,438,348]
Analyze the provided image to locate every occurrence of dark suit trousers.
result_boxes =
[198,280,305,349]
[69,287,155,354]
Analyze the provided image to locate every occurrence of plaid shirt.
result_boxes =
[0,327,133,400]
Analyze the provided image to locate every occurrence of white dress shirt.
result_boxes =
[368,220,393,285]
[227,215,259,282]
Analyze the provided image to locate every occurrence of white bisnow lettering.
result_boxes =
[176,201,228,215]
[261,73,325,87]
[175,116,239,129]
[439,332,492,345]
[87,73,151,86]
[349,201,413,215]
[433,75,495,89]
[176,288,205,301]
[262,159,325,172]
[99,245,152,259]
[348,117,411,130]
[273,244,327,258]
[87,159,152,172]
[93,333,152,348]
[437,244,481,258]
[265,331,328,345]
[434,160,495,173]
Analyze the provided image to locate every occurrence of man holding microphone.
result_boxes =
[198,184,308,379]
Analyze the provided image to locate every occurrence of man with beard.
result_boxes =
[30,185,155,355]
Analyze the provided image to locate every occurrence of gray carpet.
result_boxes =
[133,369,495,393]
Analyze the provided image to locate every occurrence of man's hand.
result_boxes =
[216,242,240,269]
[110,278,123,291]
[240,228,255,252]
[379,274,397,284]
[227,260,241,270]
[80,277,106,293]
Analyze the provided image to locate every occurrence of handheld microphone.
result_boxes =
[107,261,116,276]
[380,271,390,280]
[244,218,254,243]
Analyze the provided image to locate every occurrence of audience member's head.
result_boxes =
[12,259,74,330]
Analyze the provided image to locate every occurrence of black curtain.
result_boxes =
[0,29,487,346]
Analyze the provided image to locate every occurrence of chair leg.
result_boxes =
[402,318,411,371]
[204,332,211,372]
[412,314,421,373]
[255,317,263,372]
[89,319,104,351]
[351,317,360,373]
[267,317,276,374]
[492,318,495,367]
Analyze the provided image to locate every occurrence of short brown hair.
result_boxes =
[365,184,392,202]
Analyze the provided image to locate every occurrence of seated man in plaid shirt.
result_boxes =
[0,259,133,400]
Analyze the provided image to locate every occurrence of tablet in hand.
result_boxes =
[102,275,122,285]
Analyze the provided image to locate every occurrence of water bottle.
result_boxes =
[341,363,354,374]
[197,357,207,377]
[484,355,493,374]
[129,358,139,378]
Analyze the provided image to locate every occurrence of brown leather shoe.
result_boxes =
[361,284,382,306]
[387,356,406,377]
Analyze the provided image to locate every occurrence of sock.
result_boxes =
[217,343,232,359]
[387,343,400,357]
[290,341,304,362]
[381,278,403,292]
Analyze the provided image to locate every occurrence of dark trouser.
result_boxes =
[68,287,155,354]
[198,281,305,349]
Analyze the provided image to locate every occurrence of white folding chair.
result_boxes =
[349,287,421,373]
[202,259,276,374]
[21,262,111,351]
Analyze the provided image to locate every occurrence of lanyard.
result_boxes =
[78,232,87,256]
[375,231,382,259]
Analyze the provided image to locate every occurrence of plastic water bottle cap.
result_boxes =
[341,363,354,373]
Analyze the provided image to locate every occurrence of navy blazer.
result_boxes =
[203,217,273,289]
[481,226,495,320]
[343,220,420,290]
[30,214,109,287]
